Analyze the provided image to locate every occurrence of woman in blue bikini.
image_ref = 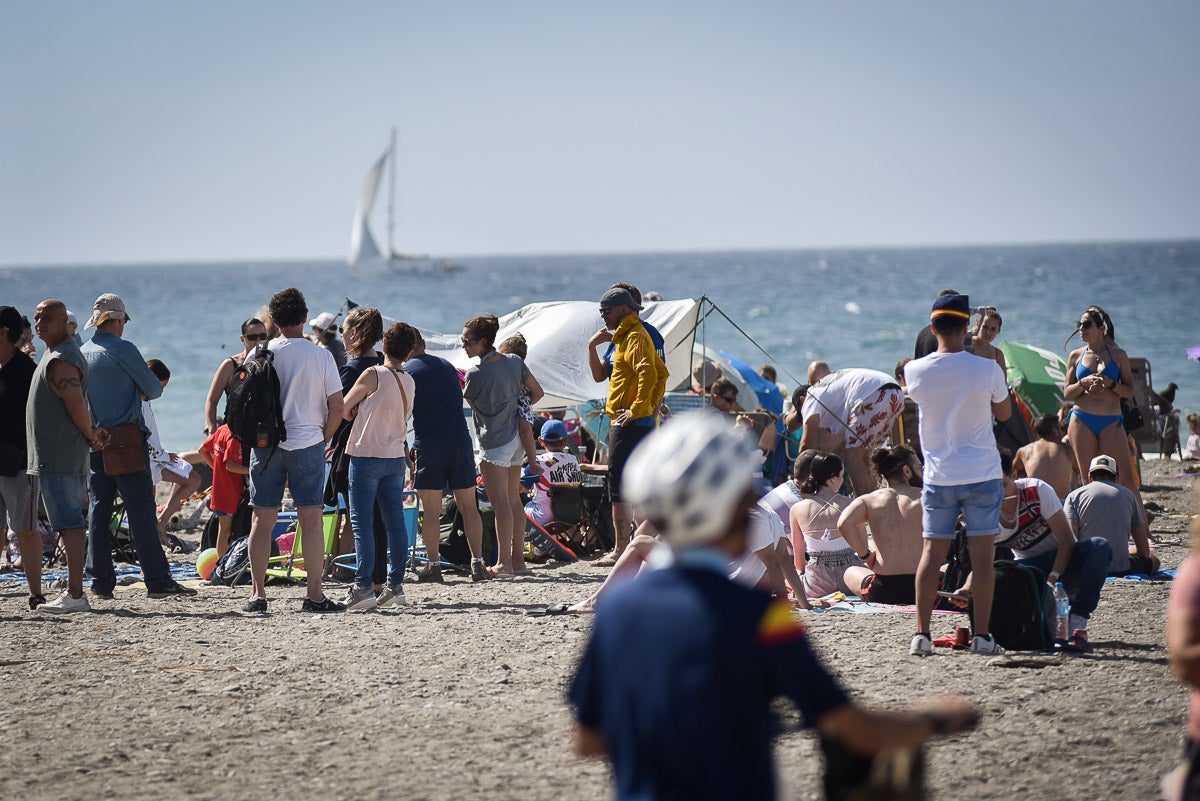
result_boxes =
[1063,305,1145,513]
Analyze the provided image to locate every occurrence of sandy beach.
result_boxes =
[0,458,1194,801]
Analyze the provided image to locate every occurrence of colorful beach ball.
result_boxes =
[196,547,219,581]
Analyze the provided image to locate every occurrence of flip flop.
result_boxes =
[538,603,574,616]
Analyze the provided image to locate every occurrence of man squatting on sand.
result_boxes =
[569,412,980,801]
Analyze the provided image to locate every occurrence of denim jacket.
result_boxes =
[81,330,162,431]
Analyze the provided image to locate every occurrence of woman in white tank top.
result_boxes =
[789,452,864,599]
[339,323,417,611]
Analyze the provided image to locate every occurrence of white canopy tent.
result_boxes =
[399,299,701,409]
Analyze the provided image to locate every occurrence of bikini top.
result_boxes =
[1075,343,1120,383]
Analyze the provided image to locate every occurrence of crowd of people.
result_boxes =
[0,283,1191,798]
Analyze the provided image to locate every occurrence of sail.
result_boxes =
[348,151,387,268]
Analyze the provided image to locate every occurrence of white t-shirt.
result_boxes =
[801,368,895,433]
[525,449,583,525]
[758,480,805,536]
[904,351,1008,485]
[730,505,786,588]
[267,336,342,450]
[995,477,1063,559]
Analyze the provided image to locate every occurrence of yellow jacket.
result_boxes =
[605,313,668,421]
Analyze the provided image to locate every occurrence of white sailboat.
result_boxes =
[348,128,462,274]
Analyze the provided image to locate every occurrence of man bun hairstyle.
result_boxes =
[871,444,916,482]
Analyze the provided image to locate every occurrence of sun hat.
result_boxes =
[85,294,130,328]
[539,419,569,442]
[1088,454,1118,478]
[622,411,758,549]
[309,311,337,331]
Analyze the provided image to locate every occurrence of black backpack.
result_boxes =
[209,536,252,585]
[223,344,286,464]
[969,560,1055,651]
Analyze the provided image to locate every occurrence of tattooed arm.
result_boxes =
[47,359,108,449]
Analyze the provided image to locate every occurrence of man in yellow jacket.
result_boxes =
[596,287,668,563]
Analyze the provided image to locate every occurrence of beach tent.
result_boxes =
[418,299,701,409]
[998,341,1068,419]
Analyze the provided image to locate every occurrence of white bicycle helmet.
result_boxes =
[622,411,758,548]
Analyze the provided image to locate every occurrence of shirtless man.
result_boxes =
[837,445,924,605]
[1013,414,1079,500]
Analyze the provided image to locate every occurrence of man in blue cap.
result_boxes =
[904,293,1011,657]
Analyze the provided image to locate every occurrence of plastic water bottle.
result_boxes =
[1053,582,1070,643]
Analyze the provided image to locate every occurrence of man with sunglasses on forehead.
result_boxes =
[590,286,668,565]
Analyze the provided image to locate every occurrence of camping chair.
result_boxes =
[107,498,140,565]
[264,507,341,583]
[524,484,584,562]
[407,492,461,572]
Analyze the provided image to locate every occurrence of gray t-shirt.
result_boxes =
[1064,479,1144,573]
[27,340,90,477]
[463,353,531,450]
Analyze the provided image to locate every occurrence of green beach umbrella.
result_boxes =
[998,341,1067,418]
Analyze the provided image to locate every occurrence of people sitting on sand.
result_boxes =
[1065,454,1159,577]
[568,411,981,801]
[1185,413,1200,461]
[524,419,582,527]
[790,452,864,599]
[996,448,1110,651]
[970,306,1008,372]
[836,445,925,605]
[1013,413,1080,500]
[758,449,819,536]
[795,367,905,496]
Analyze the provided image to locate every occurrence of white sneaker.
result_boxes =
[909,633,933,656]
[38,591,92,614]
[376,585,407,608]
[970,634,1006,655]
[342,585,377,612]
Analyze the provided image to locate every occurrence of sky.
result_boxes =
[2,1,1198,266]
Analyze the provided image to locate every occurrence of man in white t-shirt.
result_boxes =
[903,293,1011,657]
[994,449,1110,652]
[797,367,905,496]
[242,287,344,615]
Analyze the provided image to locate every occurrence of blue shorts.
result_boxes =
[38,474,87,532]
[413,445,477,491]
[921,479,1004,539]
[249,443,326,509]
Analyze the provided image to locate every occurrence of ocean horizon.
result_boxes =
[4,238,1197,452]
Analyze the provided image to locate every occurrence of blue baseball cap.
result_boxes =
[539,419,569,442]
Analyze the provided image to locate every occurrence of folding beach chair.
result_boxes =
[524,485,583,562]
[329,491,439,577]
[264,507,341,583]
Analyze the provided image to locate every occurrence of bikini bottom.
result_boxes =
[1070,407,1123,437]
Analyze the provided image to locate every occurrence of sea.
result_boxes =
[3,239,1198,453]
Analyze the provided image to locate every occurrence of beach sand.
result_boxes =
[0,459,1194,801]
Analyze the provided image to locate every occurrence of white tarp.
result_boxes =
[417,299,700,409]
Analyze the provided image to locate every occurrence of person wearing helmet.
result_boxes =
[568,411,981,801]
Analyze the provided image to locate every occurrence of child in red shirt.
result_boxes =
[199,424,249,557]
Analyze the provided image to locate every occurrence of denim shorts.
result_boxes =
[480,434,525,468]
[38,474,87,532]
[249,443,327,509]
[921,479,1004,539]
[413,445,477,491]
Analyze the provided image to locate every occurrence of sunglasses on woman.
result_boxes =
[244,332,269,341]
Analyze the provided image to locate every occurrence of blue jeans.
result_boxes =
[1015,537,1112,619]
[348,455,409,588]
[86,452,174,594]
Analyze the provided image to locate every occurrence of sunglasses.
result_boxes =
[461,336,476,346]
[1078,320,1096,330]
[244,333,269,342]
[716,394,737,403]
